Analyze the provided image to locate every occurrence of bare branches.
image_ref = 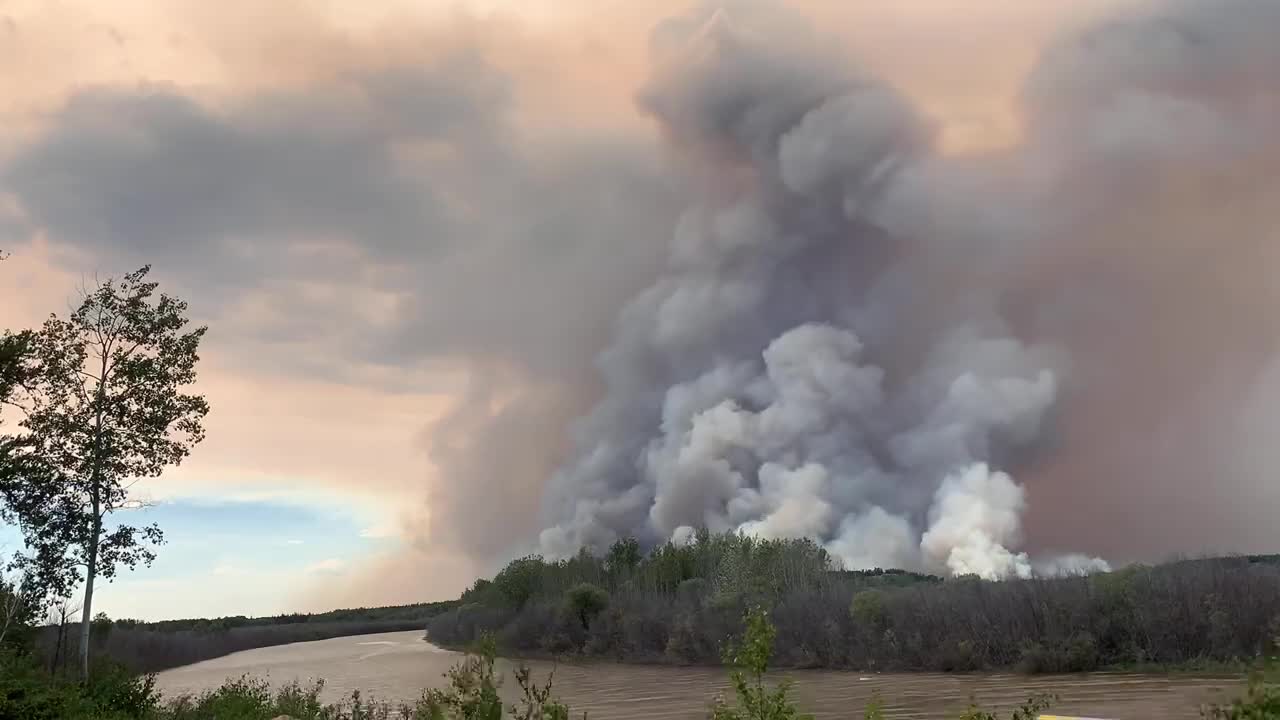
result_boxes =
[0,567,28,646]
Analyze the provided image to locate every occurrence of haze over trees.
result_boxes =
[0,264,208,678]
[428,532,1280,673]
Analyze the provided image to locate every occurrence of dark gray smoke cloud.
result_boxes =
[537,0,1280,577]
[5,0,1280,580]
[1,50,677,387]
[0,41,680,562]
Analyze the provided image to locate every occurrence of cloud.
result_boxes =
[211,561,246,577]
[304,558,347,576]
[537,0,1280,575]
[293,547,477,611]
[6,0,1280,614]
[1,52,678,386]
[1,24,680,570]
[358,523,398,540]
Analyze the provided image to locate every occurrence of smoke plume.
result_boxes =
[533,0,1280,578]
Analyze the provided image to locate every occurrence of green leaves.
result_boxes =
[712,607,813,720]
[1203,671,1280,719]
[603,538,641,576]
[492,556,547,610]
[563,584,609,630]
[414,631,578,720]
[0,265,208,668]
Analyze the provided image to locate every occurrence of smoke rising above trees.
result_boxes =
[3,0,1280,598]
[534,0,1280,578]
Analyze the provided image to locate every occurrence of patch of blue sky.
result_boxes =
[111,496,389,581]
[6,492,399,620]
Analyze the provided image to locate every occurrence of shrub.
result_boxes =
[493,556,546,610]
[665,614,708,664]
[0,649,160,720]
[958,694,1056,720]
[676,578,710,606]
[1202,670,1280,719]
[82,662,161,718]
[582,608,624,657]
[415,632,575,720]
[849,590,888,632]
[711,607,811,720]
[1017,633,1100,674]
[563,584,609,630]
[604,538,642,576]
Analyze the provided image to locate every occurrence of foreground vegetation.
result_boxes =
[4,606,1276,719]
[2,264,211,679]
[426,532,1280,673]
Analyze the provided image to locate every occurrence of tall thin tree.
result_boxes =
[0,265,208,678]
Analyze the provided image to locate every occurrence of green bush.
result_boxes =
[82,663,161,718]
[711,607,811,720]
[957,694,1055,720]
[563,584,608,631]
[415,632,575,720]
[604,538,641,576]
[849,590,888,631]
[0,649,160,720]
[493,557,546,610]
[1017,633,1100,674]
[0,607,1079,720]
[1202,671,1280,719]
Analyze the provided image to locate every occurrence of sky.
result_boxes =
[4,0,1278,620]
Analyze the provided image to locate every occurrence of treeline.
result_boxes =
[110,600,458,633]
[427,531,1280,673]
[34,601,460,675]
[4,601,1275,719]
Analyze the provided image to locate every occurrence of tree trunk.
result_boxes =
[79,459,102,680]
[81,364,107,681]
[79,506,100,680]
[52,613,64,676]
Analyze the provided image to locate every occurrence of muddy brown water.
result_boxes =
[154,630,1242,719]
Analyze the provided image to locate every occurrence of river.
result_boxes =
[154,630,1242,719]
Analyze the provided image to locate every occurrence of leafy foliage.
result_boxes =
[0,266,209,676]
[603,538,641,577]
[0,647,161,720]
[711,607,811,720]
[429,538,1280,674]
[957,694,1055,720]
[1201,669,1280,719]
[492,557,547,609]
[563,585,608,630]
[415,632,576,720]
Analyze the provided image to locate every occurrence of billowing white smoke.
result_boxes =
[920,464,1032,581]
[629,323,1067,578]
[531,0,1280,578]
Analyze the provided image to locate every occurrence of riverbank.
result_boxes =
[36,601,457,675]
[426,633,1257,678]
[426,536,1280,675]
[154,630,1248,720]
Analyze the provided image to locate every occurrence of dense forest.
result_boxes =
[427,531,1280,673]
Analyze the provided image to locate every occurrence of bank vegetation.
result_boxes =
[426,532,1280,673]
